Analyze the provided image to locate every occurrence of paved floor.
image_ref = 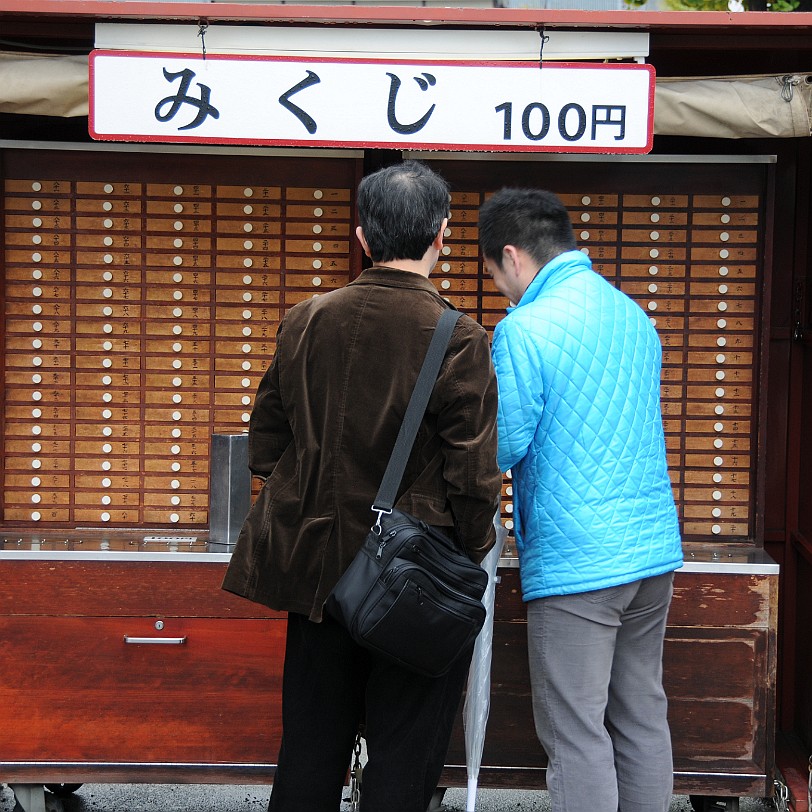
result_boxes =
[0,784,774,812]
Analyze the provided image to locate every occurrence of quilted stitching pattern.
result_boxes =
[493,251,683,601]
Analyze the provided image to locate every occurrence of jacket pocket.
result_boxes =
[399,492,453,528]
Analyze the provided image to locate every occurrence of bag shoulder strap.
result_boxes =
[372,308,462,517]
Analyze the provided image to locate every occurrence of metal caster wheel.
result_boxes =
[689,796,740,812]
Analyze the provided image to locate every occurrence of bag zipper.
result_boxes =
[382,562,484,609]
[404,542,485,596]
[374,523,421,559]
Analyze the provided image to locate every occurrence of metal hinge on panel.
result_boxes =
[793,280,805,343]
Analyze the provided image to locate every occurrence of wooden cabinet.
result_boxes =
[0,539,777,800]
[0,550,285,784]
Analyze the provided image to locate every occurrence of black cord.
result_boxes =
[538,29,550,70]
[198,21,208,61]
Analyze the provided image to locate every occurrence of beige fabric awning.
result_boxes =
[654,73,812,138]
[0,51,809,139]
[0,52,89,117]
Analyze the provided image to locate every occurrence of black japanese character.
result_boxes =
[592,105,626,140]
[279,70,321,134]
[155,68,220,131]
[386,72,437,135]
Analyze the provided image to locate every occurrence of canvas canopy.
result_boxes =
[655,73,812,138]
[0,52,89,117]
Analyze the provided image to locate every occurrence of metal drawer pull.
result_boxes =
[123,636,187,645]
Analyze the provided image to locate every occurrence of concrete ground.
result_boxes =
[0,783,775,812]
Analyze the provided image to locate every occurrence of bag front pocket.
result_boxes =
[356,565,485,678]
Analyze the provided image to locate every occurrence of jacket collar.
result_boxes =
[349,265,443,296]
[508,250,592,314]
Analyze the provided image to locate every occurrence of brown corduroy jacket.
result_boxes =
[221,266,501,622]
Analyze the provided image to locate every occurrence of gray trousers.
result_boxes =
[527,572,675,812]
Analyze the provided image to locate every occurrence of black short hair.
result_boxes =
[357,160,451,263]
[478,188,577,269]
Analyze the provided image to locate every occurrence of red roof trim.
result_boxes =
[1,0,812,31]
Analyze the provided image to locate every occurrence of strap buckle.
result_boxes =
[370,505,392,535]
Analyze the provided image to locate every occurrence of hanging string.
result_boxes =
[538,29,550,70]
[198,20,209,61]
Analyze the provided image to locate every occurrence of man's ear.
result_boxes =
[432,217,449,249]
[502,245,522,276]
[355,225,372,258]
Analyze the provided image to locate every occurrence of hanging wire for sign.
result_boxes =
[198,20,209,61]
[538,29,550,70]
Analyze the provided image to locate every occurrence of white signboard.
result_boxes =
[90,51,655,154]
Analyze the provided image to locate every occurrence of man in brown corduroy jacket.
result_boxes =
[222,160,500,812]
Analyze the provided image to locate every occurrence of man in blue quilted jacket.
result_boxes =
[478,188,683,812]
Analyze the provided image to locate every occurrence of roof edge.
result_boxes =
[1,1,812,32]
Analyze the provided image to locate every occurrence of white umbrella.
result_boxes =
[463,514,508,812]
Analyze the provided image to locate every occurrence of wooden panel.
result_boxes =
[428,158,768,545]
[2,149,361,529]
[666,631,769,768]
[0,560,283,618]
[445,629,772,775]
[0,615,284,763]
[668,572,773,628]
[491,568,773,627]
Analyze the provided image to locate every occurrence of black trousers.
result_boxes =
[267,611,472,812]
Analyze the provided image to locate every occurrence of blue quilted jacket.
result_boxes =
[493,250,683,601]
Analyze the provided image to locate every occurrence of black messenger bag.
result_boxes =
[325,309,488,678]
